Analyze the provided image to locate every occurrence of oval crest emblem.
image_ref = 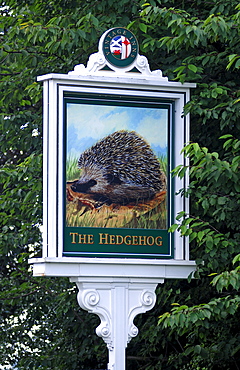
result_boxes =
[102,27,138,68]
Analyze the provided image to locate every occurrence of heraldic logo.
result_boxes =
[102,27,139,68]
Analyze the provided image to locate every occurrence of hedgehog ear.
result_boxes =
[105,173,122,185]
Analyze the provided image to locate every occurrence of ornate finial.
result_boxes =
[68,27,168,80]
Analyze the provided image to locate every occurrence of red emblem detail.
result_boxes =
[123,39,130,46]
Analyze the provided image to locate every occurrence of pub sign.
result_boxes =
[37,28,195,260]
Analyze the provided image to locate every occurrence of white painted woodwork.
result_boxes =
[29,30,196,370]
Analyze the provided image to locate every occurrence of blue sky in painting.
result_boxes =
[67,103,168,159]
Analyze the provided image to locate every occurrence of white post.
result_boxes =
[108,285,126,370]
[71,277,164,370]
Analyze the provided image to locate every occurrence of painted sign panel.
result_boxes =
[64,94,174,258]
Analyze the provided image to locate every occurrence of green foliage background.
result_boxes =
[0,0,239,369]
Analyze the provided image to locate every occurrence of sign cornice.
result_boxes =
[37,72,196,89]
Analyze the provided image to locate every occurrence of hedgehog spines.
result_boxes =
[73,130,166,205]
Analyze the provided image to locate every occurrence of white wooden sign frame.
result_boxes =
[29,27,196,370]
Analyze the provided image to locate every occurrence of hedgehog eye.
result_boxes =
[105,174,122,185]
[88,179,97,187]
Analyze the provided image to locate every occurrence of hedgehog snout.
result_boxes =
[71,179,97,193]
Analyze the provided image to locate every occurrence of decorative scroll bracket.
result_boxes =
[71,277,164,370]
[68,52,168,79]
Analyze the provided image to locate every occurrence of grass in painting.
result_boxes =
[124,201,166,230]
[66,196,167,229]
[158,153,167,175]
[66,156,79,181]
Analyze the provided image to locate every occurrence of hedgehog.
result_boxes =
[70,130,166,206]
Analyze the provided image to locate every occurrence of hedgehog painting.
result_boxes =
[70,130,166,207]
